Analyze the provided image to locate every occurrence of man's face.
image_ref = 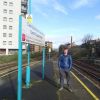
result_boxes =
[64,49,68,55]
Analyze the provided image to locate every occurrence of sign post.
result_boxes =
[18,15,22,100]
[17,0,45,99]
[26,0,32,88]
[25,0,31,88]
[18,15,45,99]
[42,47,45,80]
[26,44,30,88]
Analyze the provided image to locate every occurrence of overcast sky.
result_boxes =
[31,0,100,48]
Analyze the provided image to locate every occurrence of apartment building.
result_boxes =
[0,0,28,55]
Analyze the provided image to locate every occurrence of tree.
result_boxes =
[58,44,65,56]
[82,34,93,44]
[82,34,93,58]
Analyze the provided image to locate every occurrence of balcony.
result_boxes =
[21,6,27,13]
[21,0,27,6]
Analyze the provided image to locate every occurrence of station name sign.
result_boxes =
[22,17,45,46]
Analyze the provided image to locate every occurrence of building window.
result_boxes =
[9,10,13,14]
[3,9,7,13]
[3,25,7,29]
[9,2,13,6]
[3,33,7,37]
[3,41,6,45]
[9,18,13,22]
[3,1,7,6]
[9,26,13,30]
[3,17,7,21]
[9,33,12,37]
[8,41,12,45]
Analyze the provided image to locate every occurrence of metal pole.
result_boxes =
[18,15,22,100]
[42,47,45,80]
[26,44,30,88]
[71,36,72,48]
[26,0,31,88]
[28,0,31,14]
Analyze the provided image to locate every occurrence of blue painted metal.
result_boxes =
[28,0,31,14]
[18,15,22,100]
[26,65,30,88]
[28,44,30,66]
[26,44,30,88]
[42,47,45,80]
[25,0,31,88]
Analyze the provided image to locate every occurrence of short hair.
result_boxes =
[63,46,68,50]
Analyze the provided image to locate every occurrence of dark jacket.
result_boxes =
[58,54,72,71]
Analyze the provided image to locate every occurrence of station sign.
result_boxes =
[22,17,45,46]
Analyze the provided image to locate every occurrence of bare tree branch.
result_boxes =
[82,34,93,44]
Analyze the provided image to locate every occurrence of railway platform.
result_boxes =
[0,61,99,100]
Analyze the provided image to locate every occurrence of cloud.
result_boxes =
[70,0,98,9]
[32,0,68,16]
[95,15,100,20]
[73,0,88,9]
[52,0,68,15]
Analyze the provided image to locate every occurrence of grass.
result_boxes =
[0,52,42,64]
[0,54,18,64]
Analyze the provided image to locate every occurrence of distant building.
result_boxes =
[45,41,53,53]
[82,39,100,57]
[45,41,53,48]
[0,0,45,55]
[30,45,42,53]
[0,0,28,55]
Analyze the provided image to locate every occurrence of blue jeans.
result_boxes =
[59,68,70,87]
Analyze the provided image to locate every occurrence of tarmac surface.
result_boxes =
[0,61,98,100]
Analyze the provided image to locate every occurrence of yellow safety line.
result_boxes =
[71,71,99,100]
[73,67,100,89]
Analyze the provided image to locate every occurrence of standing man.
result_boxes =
[58,46,72,91]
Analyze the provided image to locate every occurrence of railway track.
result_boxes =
[0,61,41,78]
[73,60,100,82]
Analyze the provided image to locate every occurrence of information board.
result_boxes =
[22,17,45,46]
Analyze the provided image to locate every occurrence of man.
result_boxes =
[58,46,72,91]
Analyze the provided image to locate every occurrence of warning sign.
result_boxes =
[26,14,32,23]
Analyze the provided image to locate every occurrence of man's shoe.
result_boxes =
[59,87,63,91]
[67,84,73,92]
[68,87,73,92]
